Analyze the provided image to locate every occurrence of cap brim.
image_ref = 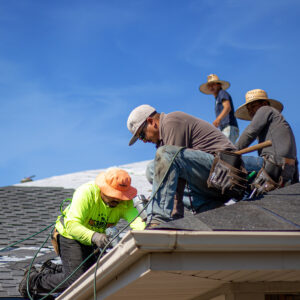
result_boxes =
[129,134,138,146]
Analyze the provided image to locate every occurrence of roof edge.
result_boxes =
[57,230,300,300]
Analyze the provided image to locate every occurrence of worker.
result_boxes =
[235,89,298,194]
[199,74,239,143]
[127,105,262,228]
[19,168,145,298]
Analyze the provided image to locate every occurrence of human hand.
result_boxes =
[212,119,220,128]
[91,232,109,248]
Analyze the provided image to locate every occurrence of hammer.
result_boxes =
[234,140,272,155]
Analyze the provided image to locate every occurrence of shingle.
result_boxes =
[0,186,74,297]
[155,183,300,231]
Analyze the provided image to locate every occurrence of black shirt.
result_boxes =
[215,89,238,130]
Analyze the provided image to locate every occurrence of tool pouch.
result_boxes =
[51,228,60,256]
[281,163,296,186]
[251,166,280,196]
[207,151,248,200]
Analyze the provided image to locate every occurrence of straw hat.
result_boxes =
[95,168,137,200]
[199,74,230,94]
[235,89,283,121]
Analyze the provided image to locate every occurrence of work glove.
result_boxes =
[91,232,109,248]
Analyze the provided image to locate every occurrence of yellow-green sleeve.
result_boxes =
[64,184,96,245]
[122,203,146,230]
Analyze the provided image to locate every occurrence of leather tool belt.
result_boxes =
[51,228,60,256]
[207,151,248,200]
[251,166,280,196]
[251,157,296,197]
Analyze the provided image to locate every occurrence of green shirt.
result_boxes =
[55,182,145,245]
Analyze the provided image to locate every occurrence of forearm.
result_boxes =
[235,130,257,150]
[216,106,231,122]
[65,220,95,245]
[236,108,269,150]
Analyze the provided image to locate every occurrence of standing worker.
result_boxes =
[199,74,239,143]
[235,89,298,195]
[19,168,145,298]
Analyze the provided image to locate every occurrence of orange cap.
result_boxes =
[95,168,137,200]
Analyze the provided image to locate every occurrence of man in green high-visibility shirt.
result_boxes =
[19,168,145,298]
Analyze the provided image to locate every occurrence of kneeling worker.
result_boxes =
[19,168,145,298]
[235,89,298,194]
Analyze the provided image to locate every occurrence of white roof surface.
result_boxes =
[14,160,153,198]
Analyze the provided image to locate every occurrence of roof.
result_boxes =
[155,182,300,231]
[57,183,300,300]
[0,161,152,299]
[0,161,299,299]
[14,160,153,195]
[0,186,74,298]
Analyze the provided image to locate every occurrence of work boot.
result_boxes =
[18,266,39,298]
[40,259,63,274]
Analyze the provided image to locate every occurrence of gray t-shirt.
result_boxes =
[158,111,236,154]
[236,106,297,163]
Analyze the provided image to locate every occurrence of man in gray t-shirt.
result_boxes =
[235,89,298,186]
[127,105,259,227]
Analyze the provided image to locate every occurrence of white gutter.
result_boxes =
[57,230,300,300]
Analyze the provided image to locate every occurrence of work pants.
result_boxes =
[221,125,239,144]
[33,235,98,294]
[147,145,263,223]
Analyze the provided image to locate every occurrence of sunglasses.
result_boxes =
[138,121,147,141]
[101,192,121,207]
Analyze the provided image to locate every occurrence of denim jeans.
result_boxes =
[33,235,98,294]
[147,145,263,223]
[222,125,239,144]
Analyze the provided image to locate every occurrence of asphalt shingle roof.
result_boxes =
[0,186,74,298]
[155,183,300,231]
[1,177,300,298]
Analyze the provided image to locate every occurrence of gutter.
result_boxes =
[57,230,300,300]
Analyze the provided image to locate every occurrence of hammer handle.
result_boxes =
[234,140,272,155]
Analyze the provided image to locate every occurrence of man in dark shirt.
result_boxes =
[200,74,239,143]
[127,105,261,226]
[235,89,298,188]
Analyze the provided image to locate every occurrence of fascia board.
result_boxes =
[131,230,300,252]
[57,230,300,300]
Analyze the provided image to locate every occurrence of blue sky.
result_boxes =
[1,0,300,186]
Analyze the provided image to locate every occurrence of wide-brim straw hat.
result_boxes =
[95,168,137,201]
[235,89,283,121]
[199,74,230,94]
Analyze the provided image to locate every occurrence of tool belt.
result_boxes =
[207,151,248,200]
[51,228,60,256]
[251,157,296,197]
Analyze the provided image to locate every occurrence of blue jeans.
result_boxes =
[147,145,263,223]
